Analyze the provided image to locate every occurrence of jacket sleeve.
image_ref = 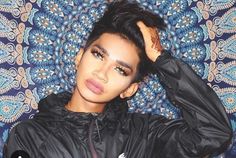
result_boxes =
[148,50,232,158]
[3,123,32,158]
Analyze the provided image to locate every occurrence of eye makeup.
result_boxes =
[90,44,133,76]
[114,66,129,76]
[91,48,104,60]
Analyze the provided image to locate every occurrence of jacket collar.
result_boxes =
[36,91,128,127]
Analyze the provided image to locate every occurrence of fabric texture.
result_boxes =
[0,0,235,157]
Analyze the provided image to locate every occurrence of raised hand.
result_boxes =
[137,21,163,62]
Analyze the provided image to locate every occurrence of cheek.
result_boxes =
[107,74,133,92]
[77,55,98,75]
[107,67,136,87]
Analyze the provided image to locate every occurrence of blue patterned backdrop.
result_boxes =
[0,0,235,157]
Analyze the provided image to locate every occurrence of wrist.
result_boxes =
[147,48,162,62]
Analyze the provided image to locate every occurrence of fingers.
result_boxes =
[137,21,163,55]
[137,21,149,34]
[150,31,162,52]
[137,21,153,48]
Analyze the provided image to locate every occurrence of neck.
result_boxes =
[65,88,106,113]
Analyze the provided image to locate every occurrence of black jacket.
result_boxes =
[4,52,232,158]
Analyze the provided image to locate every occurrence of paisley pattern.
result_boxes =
[0,0,235,157]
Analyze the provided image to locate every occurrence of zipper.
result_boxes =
[88,119,98,158]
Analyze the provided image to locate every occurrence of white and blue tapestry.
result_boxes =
[0,0,235,157]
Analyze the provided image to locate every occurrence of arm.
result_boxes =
[3,127,26,158]
[151,50,232,157]
[3,123,33,158]
[137,21,232,157]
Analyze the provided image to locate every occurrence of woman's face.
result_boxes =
[75,33,140,104]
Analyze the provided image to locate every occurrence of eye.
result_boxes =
[114,66,128,76]
[91,49,104,60]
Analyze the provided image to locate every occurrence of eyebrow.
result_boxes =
[93,44,133,72]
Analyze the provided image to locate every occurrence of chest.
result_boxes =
[36,124,148,158]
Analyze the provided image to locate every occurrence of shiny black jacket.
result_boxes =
[4,52,232,158]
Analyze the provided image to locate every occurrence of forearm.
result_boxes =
[153,50,232,155]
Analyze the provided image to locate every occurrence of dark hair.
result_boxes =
[85,0,166,82]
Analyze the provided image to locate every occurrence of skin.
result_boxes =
[137,21,162,61]
[66,33,140,113]
[66,22,161,113]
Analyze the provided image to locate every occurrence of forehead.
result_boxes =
[91,33,140,64]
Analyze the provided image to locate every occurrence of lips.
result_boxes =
[85,79,104,95]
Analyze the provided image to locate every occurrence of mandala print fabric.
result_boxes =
[0,0,235,157]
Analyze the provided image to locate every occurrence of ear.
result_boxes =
[120,82,139,99]
[75,48,84,68]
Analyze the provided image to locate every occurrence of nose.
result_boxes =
[92,64,109,83]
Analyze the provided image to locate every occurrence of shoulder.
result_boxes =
[5,118,50,157]
[11,119,38,135]
[9,119,36,141]
[9,118,50,146]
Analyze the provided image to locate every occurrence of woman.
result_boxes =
[4,1,232,158]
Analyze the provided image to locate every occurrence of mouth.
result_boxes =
[85,79,104,95]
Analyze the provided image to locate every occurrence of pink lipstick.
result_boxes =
[85,79,104,95]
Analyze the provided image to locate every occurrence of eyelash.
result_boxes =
[91,49,128,76]
[91,49,104,60]
[115,66,128,76]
